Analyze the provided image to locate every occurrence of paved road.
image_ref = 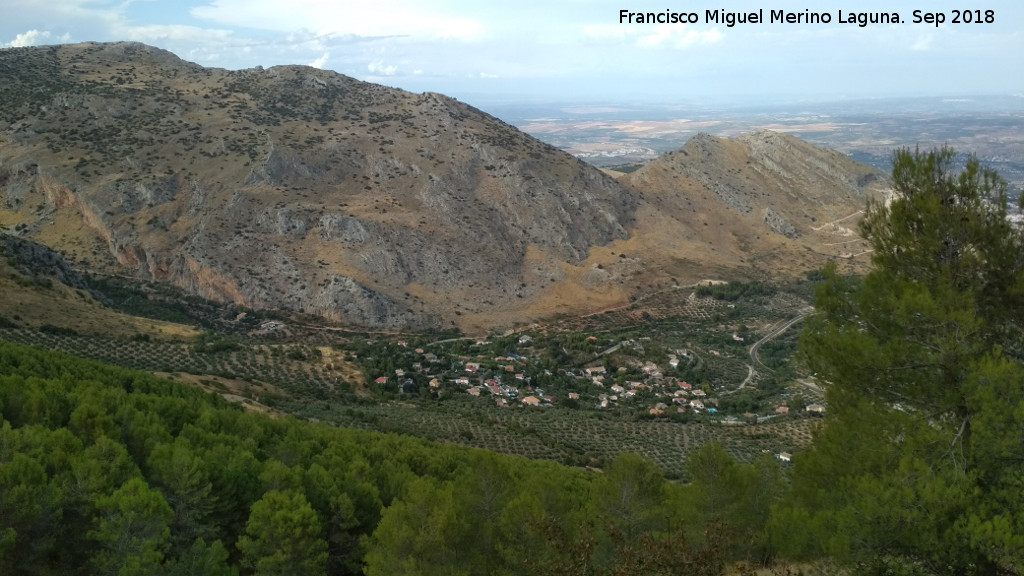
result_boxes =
[429,336,476,346]
[748,310,815,373]
[723,310,812,396]
[571,340,627,368]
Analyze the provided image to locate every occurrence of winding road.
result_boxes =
[749,309,814,373]
[727,309,815,395]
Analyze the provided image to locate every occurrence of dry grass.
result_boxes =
[0,261,197,340]
[316,345,371,398]
[156,371,287,417]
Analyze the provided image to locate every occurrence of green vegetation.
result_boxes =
[0,328,343,403]
[87,276,278,333]
[87,276,198,326]
[695,280,776,301]
[0,273,819,479]
[772,148,1024,574]
[0,340,783,575]
[3,129,1019,572]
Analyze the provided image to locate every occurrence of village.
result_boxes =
[360,326,825,431]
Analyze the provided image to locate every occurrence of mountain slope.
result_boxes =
[0,42,636,330]
[617,131,886,282]
[1,42,885,331]
[0,233,198,338]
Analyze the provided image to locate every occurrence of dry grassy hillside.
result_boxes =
[0,42,639,332]
[620,131,886,282]
[0,234,197,338]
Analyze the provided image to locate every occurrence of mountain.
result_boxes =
[0,42,638,331]
[0,42,886,331]
[618,131,887,282]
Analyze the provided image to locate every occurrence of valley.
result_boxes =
[4,41,1013,484]
[0,250,822,480]
[0,41,954,480]
[2,40,1022,576]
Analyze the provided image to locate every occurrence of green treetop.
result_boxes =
[773,147,1024,575]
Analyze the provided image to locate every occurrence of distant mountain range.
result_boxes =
[0,42,887,331]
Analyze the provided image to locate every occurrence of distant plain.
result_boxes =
[491,95,1024,194]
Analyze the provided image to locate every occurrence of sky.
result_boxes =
[2,0,1023,106]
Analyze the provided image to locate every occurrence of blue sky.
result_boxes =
[2,0,1023,105]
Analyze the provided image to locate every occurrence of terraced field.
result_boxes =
[287,399,818,480]
[0,327,349,402]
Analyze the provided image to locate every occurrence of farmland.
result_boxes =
[0,274,825,479]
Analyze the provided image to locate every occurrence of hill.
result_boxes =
[0,42,886,331]
[618,131,886,283]
[0,232,198,338]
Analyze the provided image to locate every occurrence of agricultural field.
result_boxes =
[286,397,818,480]
[0,273,826,478]
[0,327,353,405]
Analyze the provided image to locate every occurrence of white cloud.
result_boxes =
[116,24,233,45]
[367,60,397,76]
[7,29,69,47]
[0,0,1019,101]
[582,23,723,49]
[582,25,636,41]
[911,33,934,51]
[636,25,724,49]
[309,52,329,68]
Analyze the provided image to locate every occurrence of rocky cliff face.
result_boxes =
[0,43,886,331]
[0,42,636,330]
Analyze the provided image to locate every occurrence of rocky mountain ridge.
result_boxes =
[0,42,886,331]
[613,130,885,283]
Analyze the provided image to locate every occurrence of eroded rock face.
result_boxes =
[0,43,888,330]
[762,207,798,239]
[0,42,636,329]
[616,131,887,282]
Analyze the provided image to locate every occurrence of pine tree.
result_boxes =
[774,147,1024,574]
[89,477,173,576]
[236,490,327,576]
